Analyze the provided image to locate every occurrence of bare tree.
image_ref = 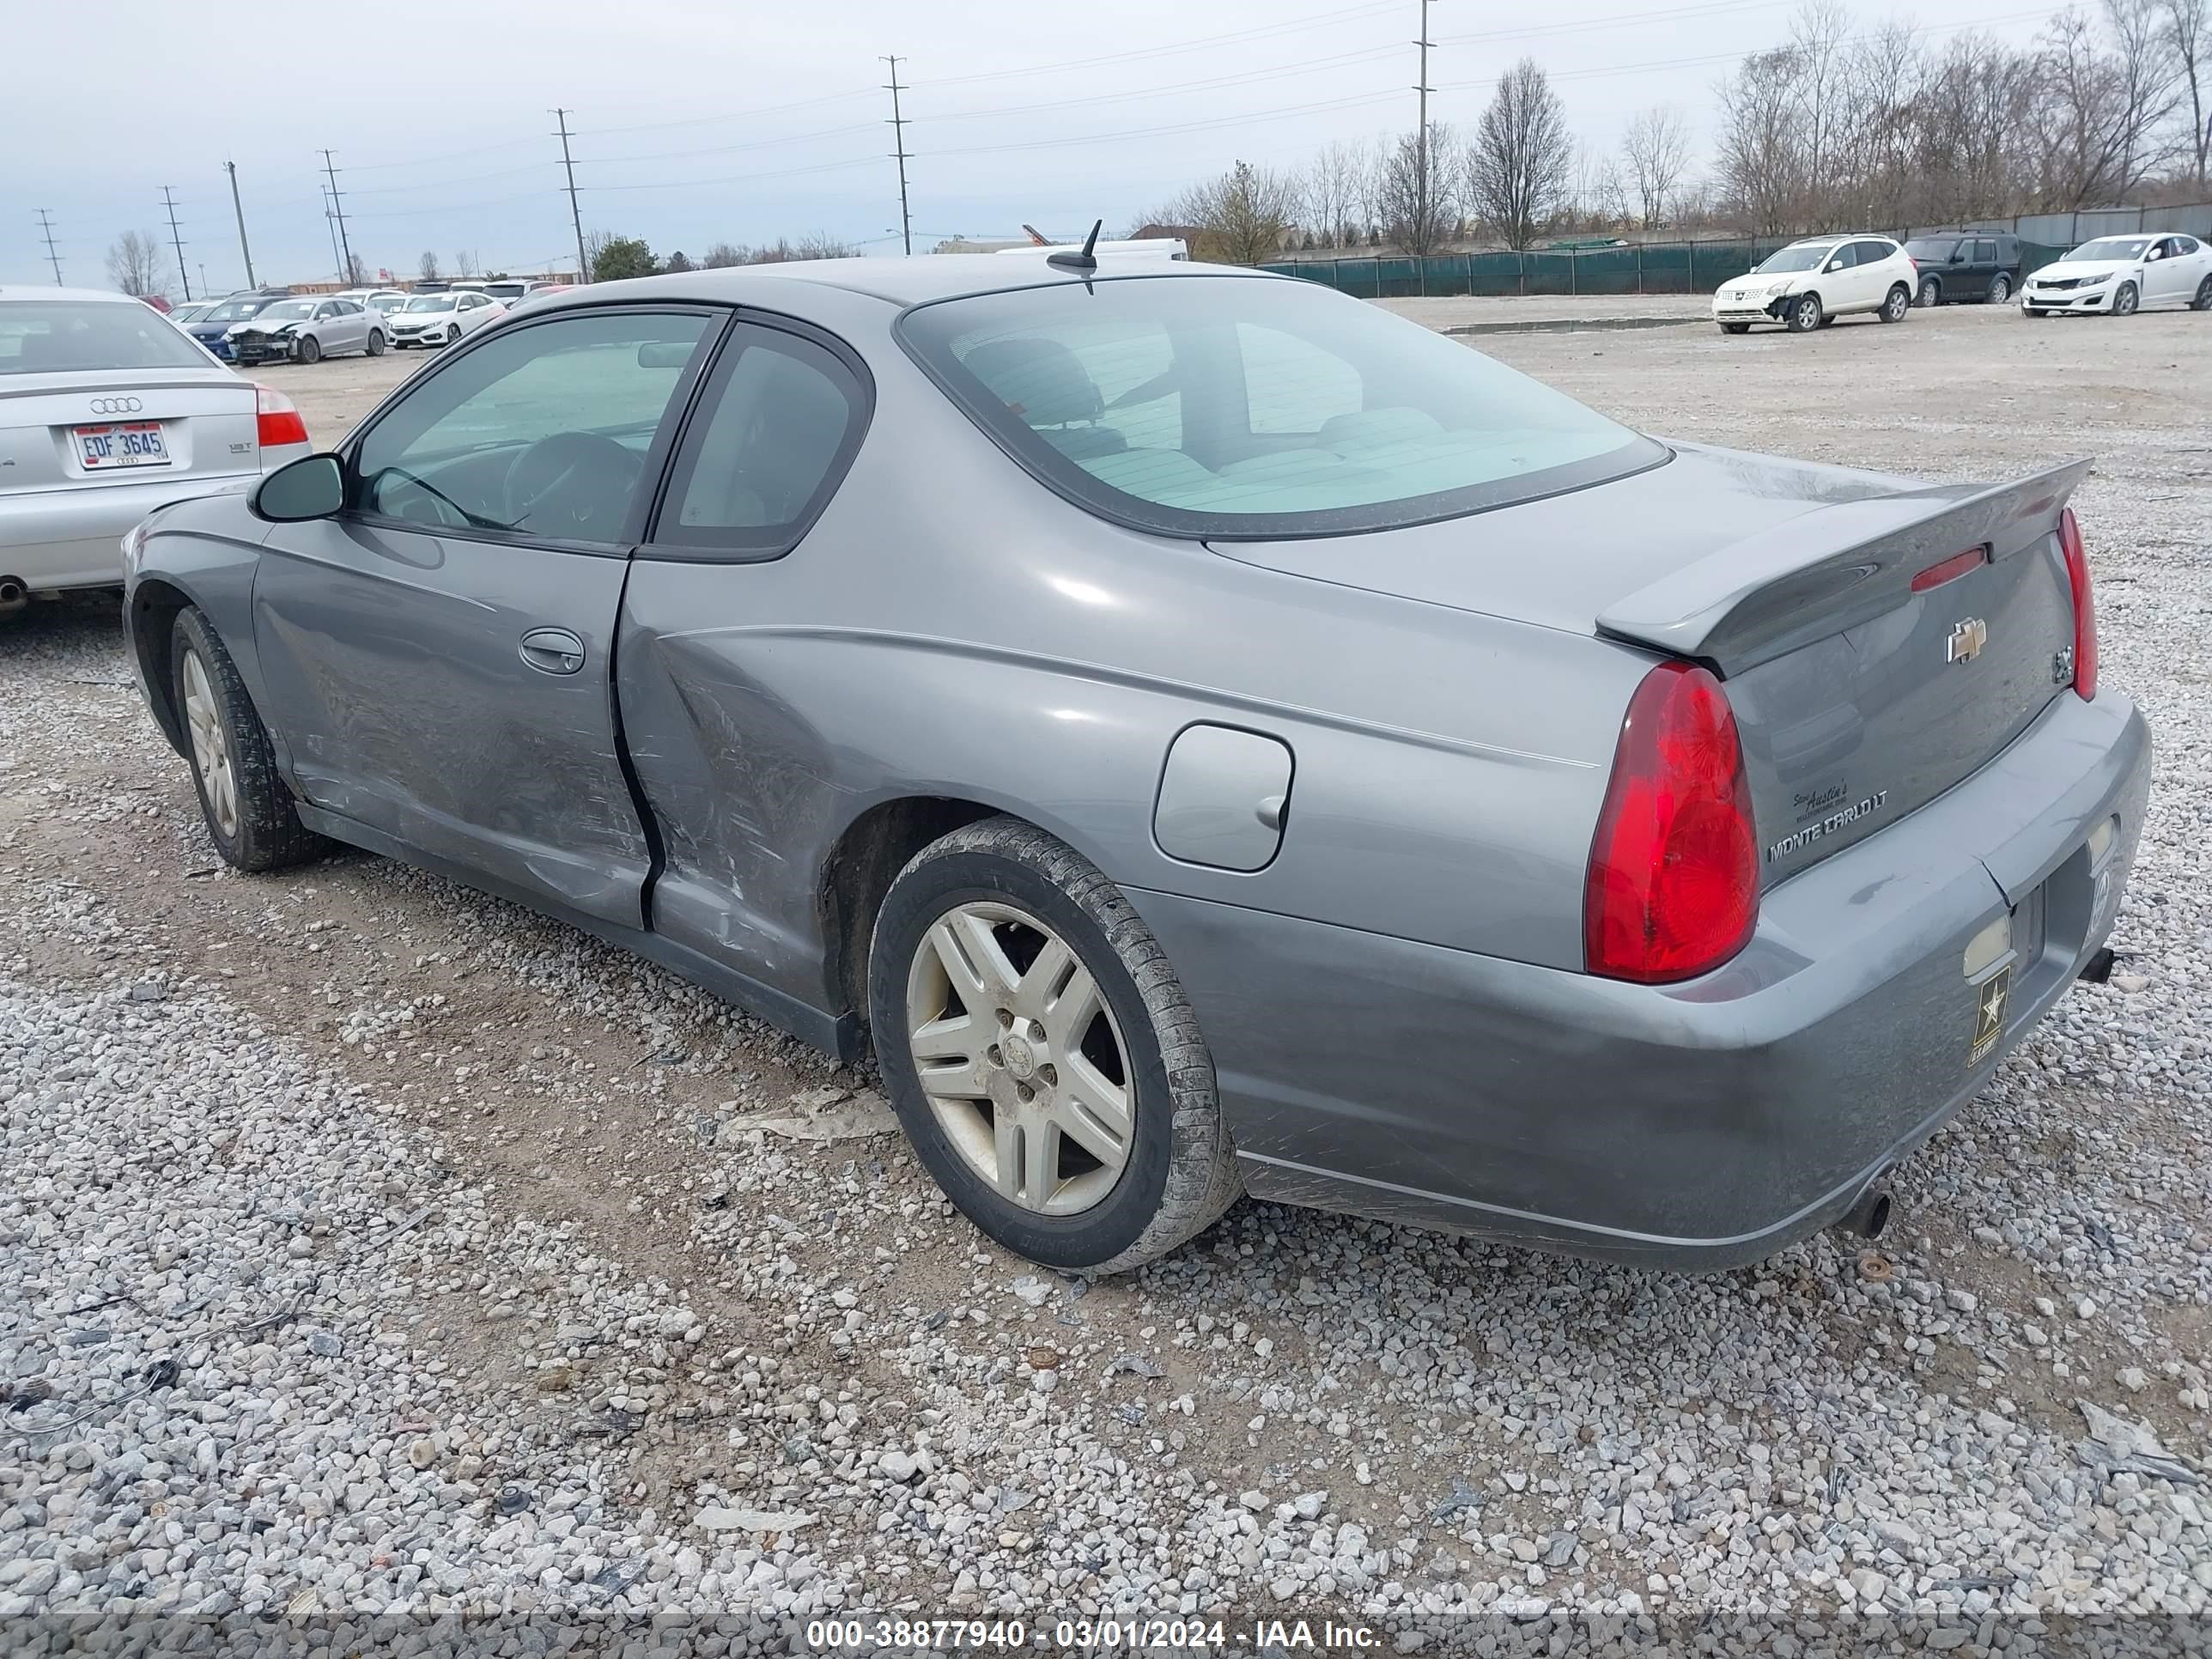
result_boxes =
[106,230,166,297]
[418,251,441,281]
[1717,48,1812,233]
[1621,106,1693,228]
[2029,4,2180,206]
[2104,0,2186,185]
[1790,0,1856,219]
[702,242,744,268]
[1303,139,1376,251]
[342,250,368,286]
[453,248,477,278]
[1161,160,1300,264]
[1376,125,1461,254]
[1465,59,1575,248]
[2168,0,2209,187]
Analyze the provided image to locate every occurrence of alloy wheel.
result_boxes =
[904,900,1132,1217]
[180,648,240,840]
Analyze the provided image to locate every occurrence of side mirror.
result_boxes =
[1950,249,1967,263]
[2146,247,2163,261]
[253,453,344,522]
[1825,259,1843,272]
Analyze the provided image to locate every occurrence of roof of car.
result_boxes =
[540,253,1267,312]
[0,284,156,306]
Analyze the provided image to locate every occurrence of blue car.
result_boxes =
[184,294,285,362]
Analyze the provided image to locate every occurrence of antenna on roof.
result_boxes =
[1048,219,1103,274]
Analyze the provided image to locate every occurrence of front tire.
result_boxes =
[295,333,322,365]
[1785,293,1823,332]
[2112,282,2139,317]
[1988,273,2011,304]
[1719,322,1751,334]
[1916,276,1942,307]
[2193,275,2212,311]
[1878,283,1911,323]
[170,608,325,872]
[868,817,1241,1273]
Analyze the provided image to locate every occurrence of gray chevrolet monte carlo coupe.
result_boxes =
[119,254,2150,1275]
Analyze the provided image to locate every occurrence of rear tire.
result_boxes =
[1878,283,1911,323]
[2112,282,2138,317]
[366,328,386,356]
[1916,276,1942,307]
[2193,275,2212,311]
[169,608,326,873]
[867,816,1241,1273]
[1785,293,1823,333]
[1987,273,2011,304]
[296,334,322,365]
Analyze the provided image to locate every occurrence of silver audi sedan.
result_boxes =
[1,287,311,612]
[118,256,2148,1274]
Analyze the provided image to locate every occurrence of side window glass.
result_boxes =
[1972,240,1996,263]
[355,310,709,541]
[1237,322,1364,436]
[653,323,865,556]
[1825,245,1856,270]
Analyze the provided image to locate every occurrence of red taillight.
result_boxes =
[1584,662,1759,984]
[2058,507,2096,701]
[254,382,308,450]
[1911,546,1987,592]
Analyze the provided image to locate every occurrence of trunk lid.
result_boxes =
[0,371,259,497]
[1211,442,2087,884]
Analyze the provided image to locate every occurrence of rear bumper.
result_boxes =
[1130,690,2152,1270]
[1,471,271,591]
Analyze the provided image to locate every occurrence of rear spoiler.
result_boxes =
[1595,458,2093,676]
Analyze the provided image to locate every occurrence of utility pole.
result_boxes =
[320,149,355,283]
[224,161,257,288]
[1413,0,1433,295]
[320,185,344,281]
[883,56,914,257]
[552,108,590,283]
[160,187,191,301]
[34,210,63,284]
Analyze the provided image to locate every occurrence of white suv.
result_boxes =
[1712,236,1918,334]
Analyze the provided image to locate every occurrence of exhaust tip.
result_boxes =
[1838,1181,1892,1240]
[0,577,28,615]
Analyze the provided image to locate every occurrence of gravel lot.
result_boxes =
[3,301,2209,1652]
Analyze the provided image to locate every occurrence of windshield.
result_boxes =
[404,295,458,312]
[257,300,317,321]
[1754,243,1838,273]
[201,298,272,324]
[897,274,1662,540]
[1904,238,1960,261]
[0,301,214,375]
[2069,237,2151,261]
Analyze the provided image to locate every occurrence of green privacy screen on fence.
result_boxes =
[1260,223,2166,298]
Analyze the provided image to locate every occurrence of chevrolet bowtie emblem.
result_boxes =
[1948,617,1988,664]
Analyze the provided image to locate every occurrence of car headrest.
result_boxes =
[963,337,1103,427]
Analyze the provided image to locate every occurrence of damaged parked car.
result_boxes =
[119,254,2148,1274]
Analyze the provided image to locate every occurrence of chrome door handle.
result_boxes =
[519,627,586,675]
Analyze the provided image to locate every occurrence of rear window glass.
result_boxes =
[0,301,210,375]
[896,275,1661,539]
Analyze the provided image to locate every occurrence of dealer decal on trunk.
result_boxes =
[1970,967,2012,1065]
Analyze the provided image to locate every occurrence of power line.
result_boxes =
[159,187,191,301]
[34,210,63,284]
[554,108,591,284]
[884,56,914,257]
[224,161,257,289]
[320,149,356,283]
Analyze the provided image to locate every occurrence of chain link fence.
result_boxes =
[1261,204,2212,300]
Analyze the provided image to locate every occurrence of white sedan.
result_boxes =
[1711,234,1917,333]
[386,289,505,349]
[0,286,311,610]
[2020,234,2212,317]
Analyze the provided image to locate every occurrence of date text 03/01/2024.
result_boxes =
[802,1616,1382,1650]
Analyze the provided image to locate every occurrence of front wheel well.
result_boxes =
[818,796,1003,1029]
[127,578,195,753]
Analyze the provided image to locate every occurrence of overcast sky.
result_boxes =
[5,0,2069,293]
